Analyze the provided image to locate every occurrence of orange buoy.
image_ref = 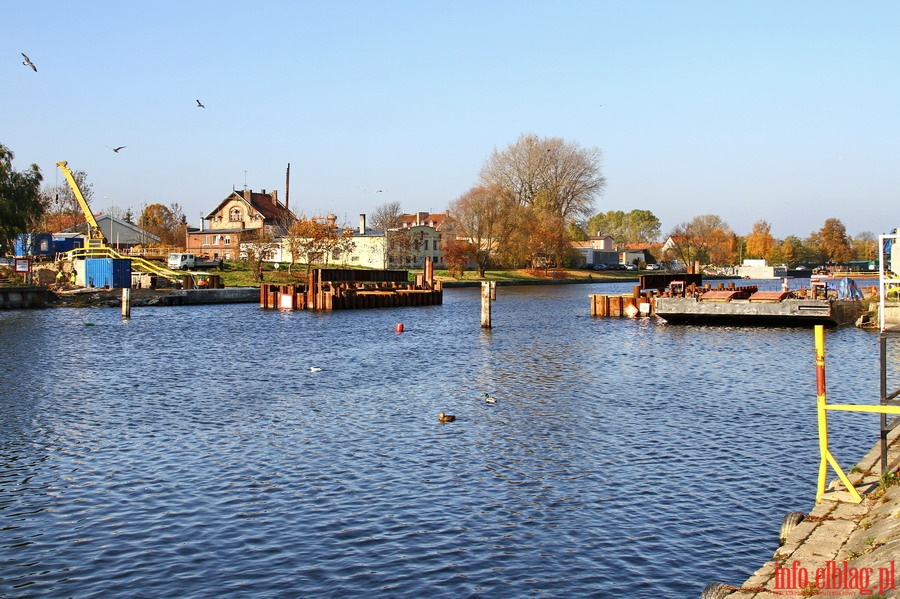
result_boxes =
[395,323,404,333]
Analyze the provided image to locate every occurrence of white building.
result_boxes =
[272,213,452,269]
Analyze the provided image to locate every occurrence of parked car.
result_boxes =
[625,264,637,270]
[646,263,661,270]
[593,263,608,270]
[607,264,626,270]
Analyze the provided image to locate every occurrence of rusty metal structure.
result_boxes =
[260,259,442,311]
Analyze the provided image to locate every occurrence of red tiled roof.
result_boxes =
[204,190,294,221]
[398,212,452,229]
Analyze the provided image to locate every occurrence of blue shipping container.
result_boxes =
[85,258,131,289]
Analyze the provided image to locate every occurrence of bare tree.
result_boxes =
[385,228,422,268]
[479,133,605,223]
[242,229,280,281]
[371,200,403,230]
[102,204,128,220]
[42,168,93,232]
[328,229,357,266]
[447,186,514,276]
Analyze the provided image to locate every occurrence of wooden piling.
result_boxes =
[481,281,493,328]
[590,292,657,318]
[121,287,131,318]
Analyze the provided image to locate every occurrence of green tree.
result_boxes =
[567,222,589,241]
[585,209,661,246]
[0,144,44,255]
[851,231,877,261]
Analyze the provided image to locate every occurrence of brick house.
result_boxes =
[186,189,294,260]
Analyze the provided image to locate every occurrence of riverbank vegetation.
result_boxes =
[212,262,637,288]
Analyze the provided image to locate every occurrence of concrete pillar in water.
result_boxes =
[121,287,131,318]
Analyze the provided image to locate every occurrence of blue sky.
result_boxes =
[4,1,899,240]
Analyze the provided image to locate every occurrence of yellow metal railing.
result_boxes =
[815,325,900,503]
[63,246,184,283]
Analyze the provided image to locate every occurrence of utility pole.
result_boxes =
[285,163,291,210]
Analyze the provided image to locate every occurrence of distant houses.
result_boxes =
[571,234,658,267]
[313,212,453,270]
[187,188,293,260]
[182,187,452,269]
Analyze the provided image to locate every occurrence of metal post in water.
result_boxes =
[121,287,131,318]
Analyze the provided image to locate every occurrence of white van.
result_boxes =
[168,253,195,270]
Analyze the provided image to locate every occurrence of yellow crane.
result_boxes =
[56,161,106,244]
[55,160,185,283]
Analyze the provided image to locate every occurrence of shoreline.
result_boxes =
[709,426,900,598]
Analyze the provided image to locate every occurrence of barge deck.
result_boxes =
[655,293,864,327]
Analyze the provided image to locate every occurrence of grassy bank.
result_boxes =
[215,263,641,288]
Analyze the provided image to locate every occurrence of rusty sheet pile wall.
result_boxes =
[260,261,442,311]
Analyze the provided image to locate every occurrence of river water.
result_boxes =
[0,282,890,598]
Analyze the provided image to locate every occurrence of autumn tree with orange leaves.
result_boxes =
[745,220,775,261]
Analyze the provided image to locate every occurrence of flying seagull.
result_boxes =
[112,146,126,153]
[196,99,205,108]
[21,53,37,72]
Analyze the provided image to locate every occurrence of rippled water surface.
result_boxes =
[0,283,889,598]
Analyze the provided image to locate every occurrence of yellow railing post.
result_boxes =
[815,325,830,502]
[815,325,863,503]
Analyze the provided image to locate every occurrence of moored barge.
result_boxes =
[655,286,865,327]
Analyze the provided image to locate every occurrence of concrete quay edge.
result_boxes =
[712,427,900,599]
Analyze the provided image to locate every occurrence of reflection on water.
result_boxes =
[0,283,886,598]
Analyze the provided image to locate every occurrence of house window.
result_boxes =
[229,208,242,222]
[225,236,231,245]
[423,240,429,250]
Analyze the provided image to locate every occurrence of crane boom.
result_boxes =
[56,161,106,243]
